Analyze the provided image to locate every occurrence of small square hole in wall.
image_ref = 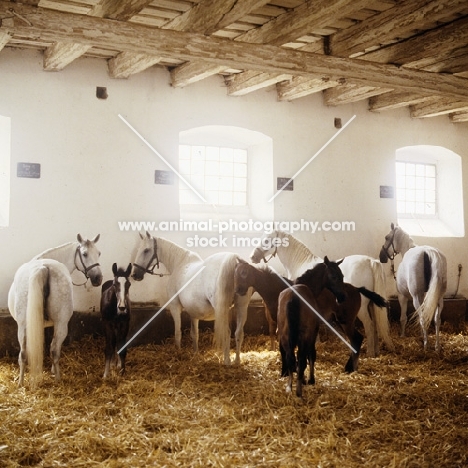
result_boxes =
[334,118,342,128]
[96,87,108,99]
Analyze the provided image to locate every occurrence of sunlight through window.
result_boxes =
[179,144,247,206]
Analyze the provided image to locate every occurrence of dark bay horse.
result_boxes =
[234,260,293,350]
[277,258,346,398]
[100,263,132,378]
[279,260,387,398]
[234,259,389,366]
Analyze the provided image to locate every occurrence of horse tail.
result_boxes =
[369,259,394,351]
[26,264,48,388]
[357,287,388,308]
[213,255,238,359]
[286,294,300,371]
[413,248,447,331]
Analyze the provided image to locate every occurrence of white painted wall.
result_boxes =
[1,49,467,311]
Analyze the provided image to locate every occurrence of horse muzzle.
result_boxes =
[90,271,103,287]
[379,247,389,263]
[131,266,145,281]
[250,248,264,264]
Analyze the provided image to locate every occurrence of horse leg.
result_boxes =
[116,320,129,375]
[265,306,277,351]
[344,328,364,373]
[17,326,27,387]
[307,344,316,386]
[434,297,444,353]
[190,318,199,353]
[169,305,183,349]
[398,294,409,337]
[296,345,307,398]
[279,342,288,377]
[103,322,115,379]
[234,293,250,365]
[357,307,377,358]
[49,321,68,382]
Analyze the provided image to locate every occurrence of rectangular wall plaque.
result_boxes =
[277,177,293,191]
[17,162,41,179]
[154,170,174,185]
[380,185,394,198]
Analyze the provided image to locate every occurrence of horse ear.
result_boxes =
[391,222,395,230]
[77,234,83,243]
[336,257,344,266]
[324,256,329,264]
[112,263,118,275]
[146,231,151,239]
[92,234,100,243]
[126,263,132,276]
[139,232,144,239]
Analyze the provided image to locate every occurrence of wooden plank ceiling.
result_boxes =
[1,0,468,123]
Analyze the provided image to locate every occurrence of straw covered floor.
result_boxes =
[1,322,467,467]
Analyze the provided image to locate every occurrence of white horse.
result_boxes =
[8,234,102,387]
[379,223,447,352]
[250,230,394,357]
[132,232,252,365]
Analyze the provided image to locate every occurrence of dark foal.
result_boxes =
[100,263,132,378]
[277,257,346,398]
[234,260,292,350]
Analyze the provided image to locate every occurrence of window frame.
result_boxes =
[179,144,248,207]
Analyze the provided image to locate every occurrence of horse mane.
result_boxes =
[295,263,325,285]
[395,225,416,249]
[34,242,77,259]
[276,230,321,266]
[157,236,202,267]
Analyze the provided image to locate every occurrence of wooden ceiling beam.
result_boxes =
[235,0,369,47]
[108,52,162,79]
[226,71,291,97]
[2,2,468,101]
[450,111,468,123]
[410,98,468,118]
[281,0,464,106]
[329,0,467,57]
[361,15,468,68]
[163,0,269,34]
[90,0,154,21]
[0,30,11,51]
[222,0,367,96]
[323,83,393,106]
[43,0,154,73]
[324,8,468,111]
[277,76,339,101]
[368,93,436,112]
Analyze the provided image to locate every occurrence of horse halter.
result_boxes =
[133,237,160,275]
[74,246,101,279]
[381,230,398,261]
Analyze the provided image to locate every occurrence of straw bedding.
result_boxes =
[0,322,467,468]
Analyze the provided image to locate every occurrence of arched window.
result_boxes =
[0,115,11,227]
[179,125,273,222]
[396,145,464,237]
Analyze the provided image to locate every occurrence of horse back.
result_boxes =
[278,285,320,344]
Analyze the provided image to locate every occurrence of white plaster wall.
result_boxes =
[1,48,468,311]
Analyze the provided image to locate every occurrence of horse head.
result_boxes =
[295,257,346,303]
[234,259,252,296]
[323,256,346,303]
[379,223,414,262]
[112,262,132,314]
[250,230,280,263]
[76,234,103,286]
[132,231,159,281]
